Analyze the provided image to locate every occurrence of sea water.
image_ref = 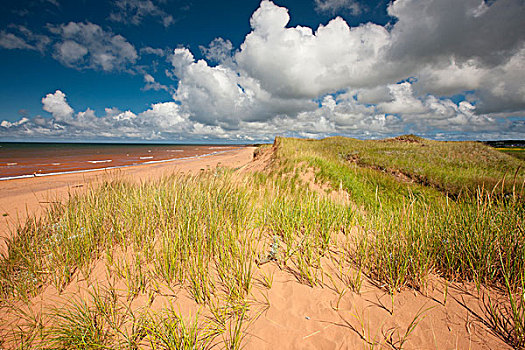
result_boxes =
[0,142,242,180]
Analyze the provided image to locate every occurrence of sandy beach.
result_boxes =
[0,141,518,349]
[0,147,256,253]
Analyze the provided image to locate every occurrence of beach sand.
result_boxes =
[0,145,512,349]
[0,147,256,253]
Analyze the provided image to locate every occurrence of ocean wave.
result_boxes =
[0,149,237,181]
[87,160,112,164]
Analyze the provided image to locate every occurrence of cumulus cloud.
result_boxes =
[49,22,138,71]
[1,90,195,140]
[2,0,524,141]
[41,90,74,122]
[0,117,29,128]
[110,0,175,27]
[170,47,315,128]
[236,1,391,98]
[298,80,521,139]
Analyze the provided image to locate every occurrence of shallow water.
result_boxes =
[0,143,242,180]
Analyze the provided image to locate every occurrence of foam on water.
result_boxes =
[87,160,113,164]
[0,149,234,181]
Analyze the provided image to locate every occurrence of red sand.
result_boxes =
[0,146,513,349]
[0,147,255,253]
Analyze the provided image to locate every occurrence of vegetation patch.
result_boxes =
[1,135,524,349]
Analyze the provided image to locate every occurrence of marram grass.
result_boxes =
[0,135,524,349]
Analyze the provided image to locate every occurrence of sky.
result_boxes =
[0,0,524,142]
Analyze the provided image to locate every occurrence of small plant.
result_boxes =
[146,308,218,349]
[44,288,120,349]
[483,258,525,348]
[383,304,435,349]
[351,310,382,349]
[223,305,247,350]
[259,269,274,289]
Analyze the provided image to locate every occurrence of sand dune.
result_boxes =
[0,145,514,349]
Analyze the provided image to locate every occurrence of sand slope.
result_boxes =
[0,145,513,349]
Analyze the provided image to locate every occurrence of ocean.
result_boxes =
[0,142,243,180]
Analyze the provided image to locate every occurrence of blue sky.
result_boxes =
[0,0,524,142]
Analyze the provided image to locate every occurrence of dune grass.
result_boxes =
[271,136,525,348]
[0,135,524,348]
[0,167,353,348]
[271,136,524,288]
[497,148,525,161]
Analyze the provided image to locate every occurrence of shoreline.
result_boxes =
[0,149,238,181]
[0,146,256,253]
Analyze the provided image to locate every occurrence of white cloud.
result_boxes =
[110,0,175,28]
[142,73,168,91]
[41,90,74,122]
[199,38,234,65]
[0,32,34,50]
[1,117,29,128]
[1,0,524,141]
[236,1,391,98]
[56,40,88,64]
[170,47,315,128]
[377,82,426,115]
[414,59,486,96]
[1,91,194,140]
[140,46,166,56]
[50,22,138,71]
[314,0,362,15]
[0,26,50,52]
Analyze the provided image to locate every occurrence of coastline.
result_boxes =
[0,146,256,253]
[0,137,519,349]
[0,143,244,181]
[0,149,237,181]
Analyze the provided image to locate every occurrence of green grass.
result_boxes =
[497,148,525,161]
[0,168,353,348]
[271,136,525,347]
[0,135,524,349]
[276,136,524,199]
